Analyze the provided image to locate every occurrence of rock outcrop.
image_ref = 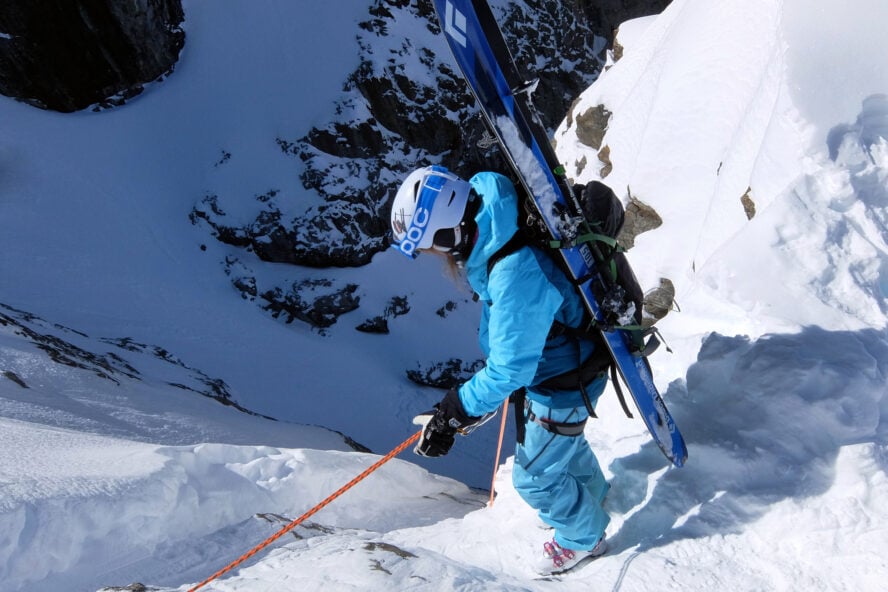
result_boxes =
[0,0,184,112]
[196,0,614,272]
[191,0,673,329]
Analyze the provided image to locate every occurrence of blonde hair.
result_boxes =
[422,249,468,286]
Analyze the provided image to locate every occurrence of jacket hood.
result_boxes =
[465,172,519,300]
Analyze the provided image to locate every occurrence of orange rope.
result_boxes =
[187,430,422,592]
[488,399,510,506]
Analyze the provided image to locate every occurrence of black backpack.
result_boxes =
[490,181,648,338]
[487,180,654,423]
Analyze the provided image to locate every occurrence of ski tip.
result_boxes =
[671,446,688,468]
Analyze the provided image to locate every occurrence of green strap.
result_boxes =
[607,258,618,282]
[578,231,619,249]
[549,231,620,250]
[553,230,620,282]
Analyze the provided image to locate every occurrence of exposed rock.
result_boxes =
[577,0,672,42]
[2,370,28,388]
[617,192,663,249]
[406,358,486,390]
[598,144,613,178]
[575,103,612,149]
[1,302,270,418]
[609,1,669,64]
[213,0,610,272]
[642,278,676,327]
[356,316,389,334]
[356,295,410,334]
[0,0,184,112]
[741,187,756,220]
[363,542,418,560]
[97,584,156,592]
[260,280,360,331]
[576,154,588,176]
[613,37,626,63]
[436,301,459,318]
[232,275,258,300]
[188,0,673,328]
[221,257,363,331]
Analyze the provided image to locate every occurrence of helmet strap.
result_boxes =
[449,195,480,267]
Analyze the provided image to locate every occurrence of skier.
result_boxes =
[390,165,610,575]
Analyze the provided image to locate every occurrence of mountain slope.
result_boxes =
[1,0,886,591]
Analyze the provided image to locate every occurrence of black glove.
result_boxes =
[413,387,485,458]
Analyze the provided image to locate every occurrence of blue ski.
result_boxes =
[432,0,687,467]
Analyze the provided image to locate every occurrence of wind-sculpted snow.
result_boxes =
[610,328,888,550]
[3,327,886,592]
[557,0,797,286]
[148,323,886,590]
[557,0,888,333]
[1,0,887,590]
[0,420,482,591]
[0,301,359,451]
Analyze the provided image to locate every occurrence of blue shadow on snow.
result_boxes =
[606,326,888,555]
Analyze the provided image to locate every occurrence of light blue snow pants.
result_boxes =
[512,400,610,550]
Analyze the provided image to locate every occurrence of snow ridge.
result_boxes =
[1,0,887,591]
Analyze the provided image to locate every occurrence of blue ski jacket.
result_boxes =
[458,172,605,417]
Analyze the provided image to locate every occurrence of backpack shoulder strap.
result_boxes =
[486,231,530,277]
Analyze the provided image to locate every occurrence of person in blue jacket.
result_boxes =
[390,165,610,574]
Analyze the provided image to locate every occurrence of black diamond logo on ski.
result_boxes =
[445,2,467,47]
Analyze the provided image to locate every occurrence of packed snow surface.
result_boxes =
[1,0,886,590]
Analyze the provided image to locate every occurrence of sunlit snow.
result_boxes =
[1,0,886,590]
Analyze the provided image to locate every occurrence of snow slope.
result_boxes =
[1,0,886,591]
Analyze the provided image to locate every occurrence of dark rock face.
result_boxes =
[576,0,672,40]
[285,0,673,268]
[406,357,487,390]
[251,0,610,270]
[0,0,184,112]
[189,0,672,330]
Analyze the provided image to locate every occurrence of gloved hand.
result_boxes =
[412,387,487,457]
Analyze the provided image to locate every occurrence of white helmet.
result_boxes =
[390,165,473,258]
